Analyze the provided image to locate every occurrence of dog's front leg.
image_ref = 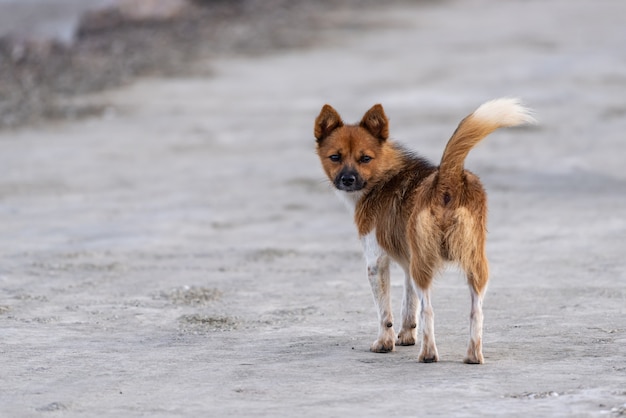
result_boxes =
[362,231,395,353]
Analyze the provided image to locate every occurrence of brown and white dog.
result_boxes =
[314,98,535,363]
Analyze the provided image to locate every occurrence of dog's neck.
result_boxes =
[334,189,364,213]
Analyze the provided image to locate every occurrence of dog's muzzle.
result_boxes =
[334,169,365,192]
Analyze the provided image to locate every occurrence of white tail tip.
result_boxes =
[472,97,537,127]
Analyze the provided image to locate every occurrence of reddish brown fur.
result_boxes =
[314,100,532,363]
[315,105,405,196]
[315,105,487,286]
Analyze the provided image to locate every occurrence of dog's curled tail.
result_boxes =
[439,98,536,181]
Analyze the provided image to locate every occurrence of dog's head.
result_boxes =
[314,104,391,193]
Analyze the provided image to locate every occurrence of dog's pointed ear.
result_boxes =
[360,104,389,141]
[314,105,344,142]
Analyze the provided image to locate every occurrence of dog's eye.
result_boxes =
[359,155,372,164]
[329,154,341,162]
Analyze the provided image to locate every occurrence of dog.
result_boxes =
[314,98,535,363]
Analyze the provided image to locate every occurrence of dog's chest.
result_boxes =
[336,189,410,265]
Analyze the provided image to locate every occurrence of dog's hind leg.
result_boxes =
[362,231,395,353]
[448,207,489,364]
[463,253,488,364]
[397,266,418,346]
[415,286,439,362]
[464,281,486,364]
[409,209,442,363]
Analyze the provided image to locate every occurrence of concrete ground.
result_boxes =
[1,0,625,416]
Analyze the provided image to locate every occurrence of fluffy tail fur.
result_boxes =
[439,98,536,181]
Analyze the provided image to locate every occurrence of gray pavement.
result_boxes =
[1,0,625,416]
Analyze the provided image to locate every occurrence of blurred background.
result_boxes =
[0,0,379,128]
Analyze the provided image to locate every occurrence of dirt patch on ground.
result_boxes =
[159,285,222,305]
[178,314,240,333]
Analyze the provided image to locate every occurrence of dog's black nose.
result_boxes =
[334,169,364,191]
[341,174,356,187]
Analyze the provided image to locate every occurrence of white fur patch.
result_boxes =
[469,286,484,342]
[472,98,537,127]
[361,230,383,265]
